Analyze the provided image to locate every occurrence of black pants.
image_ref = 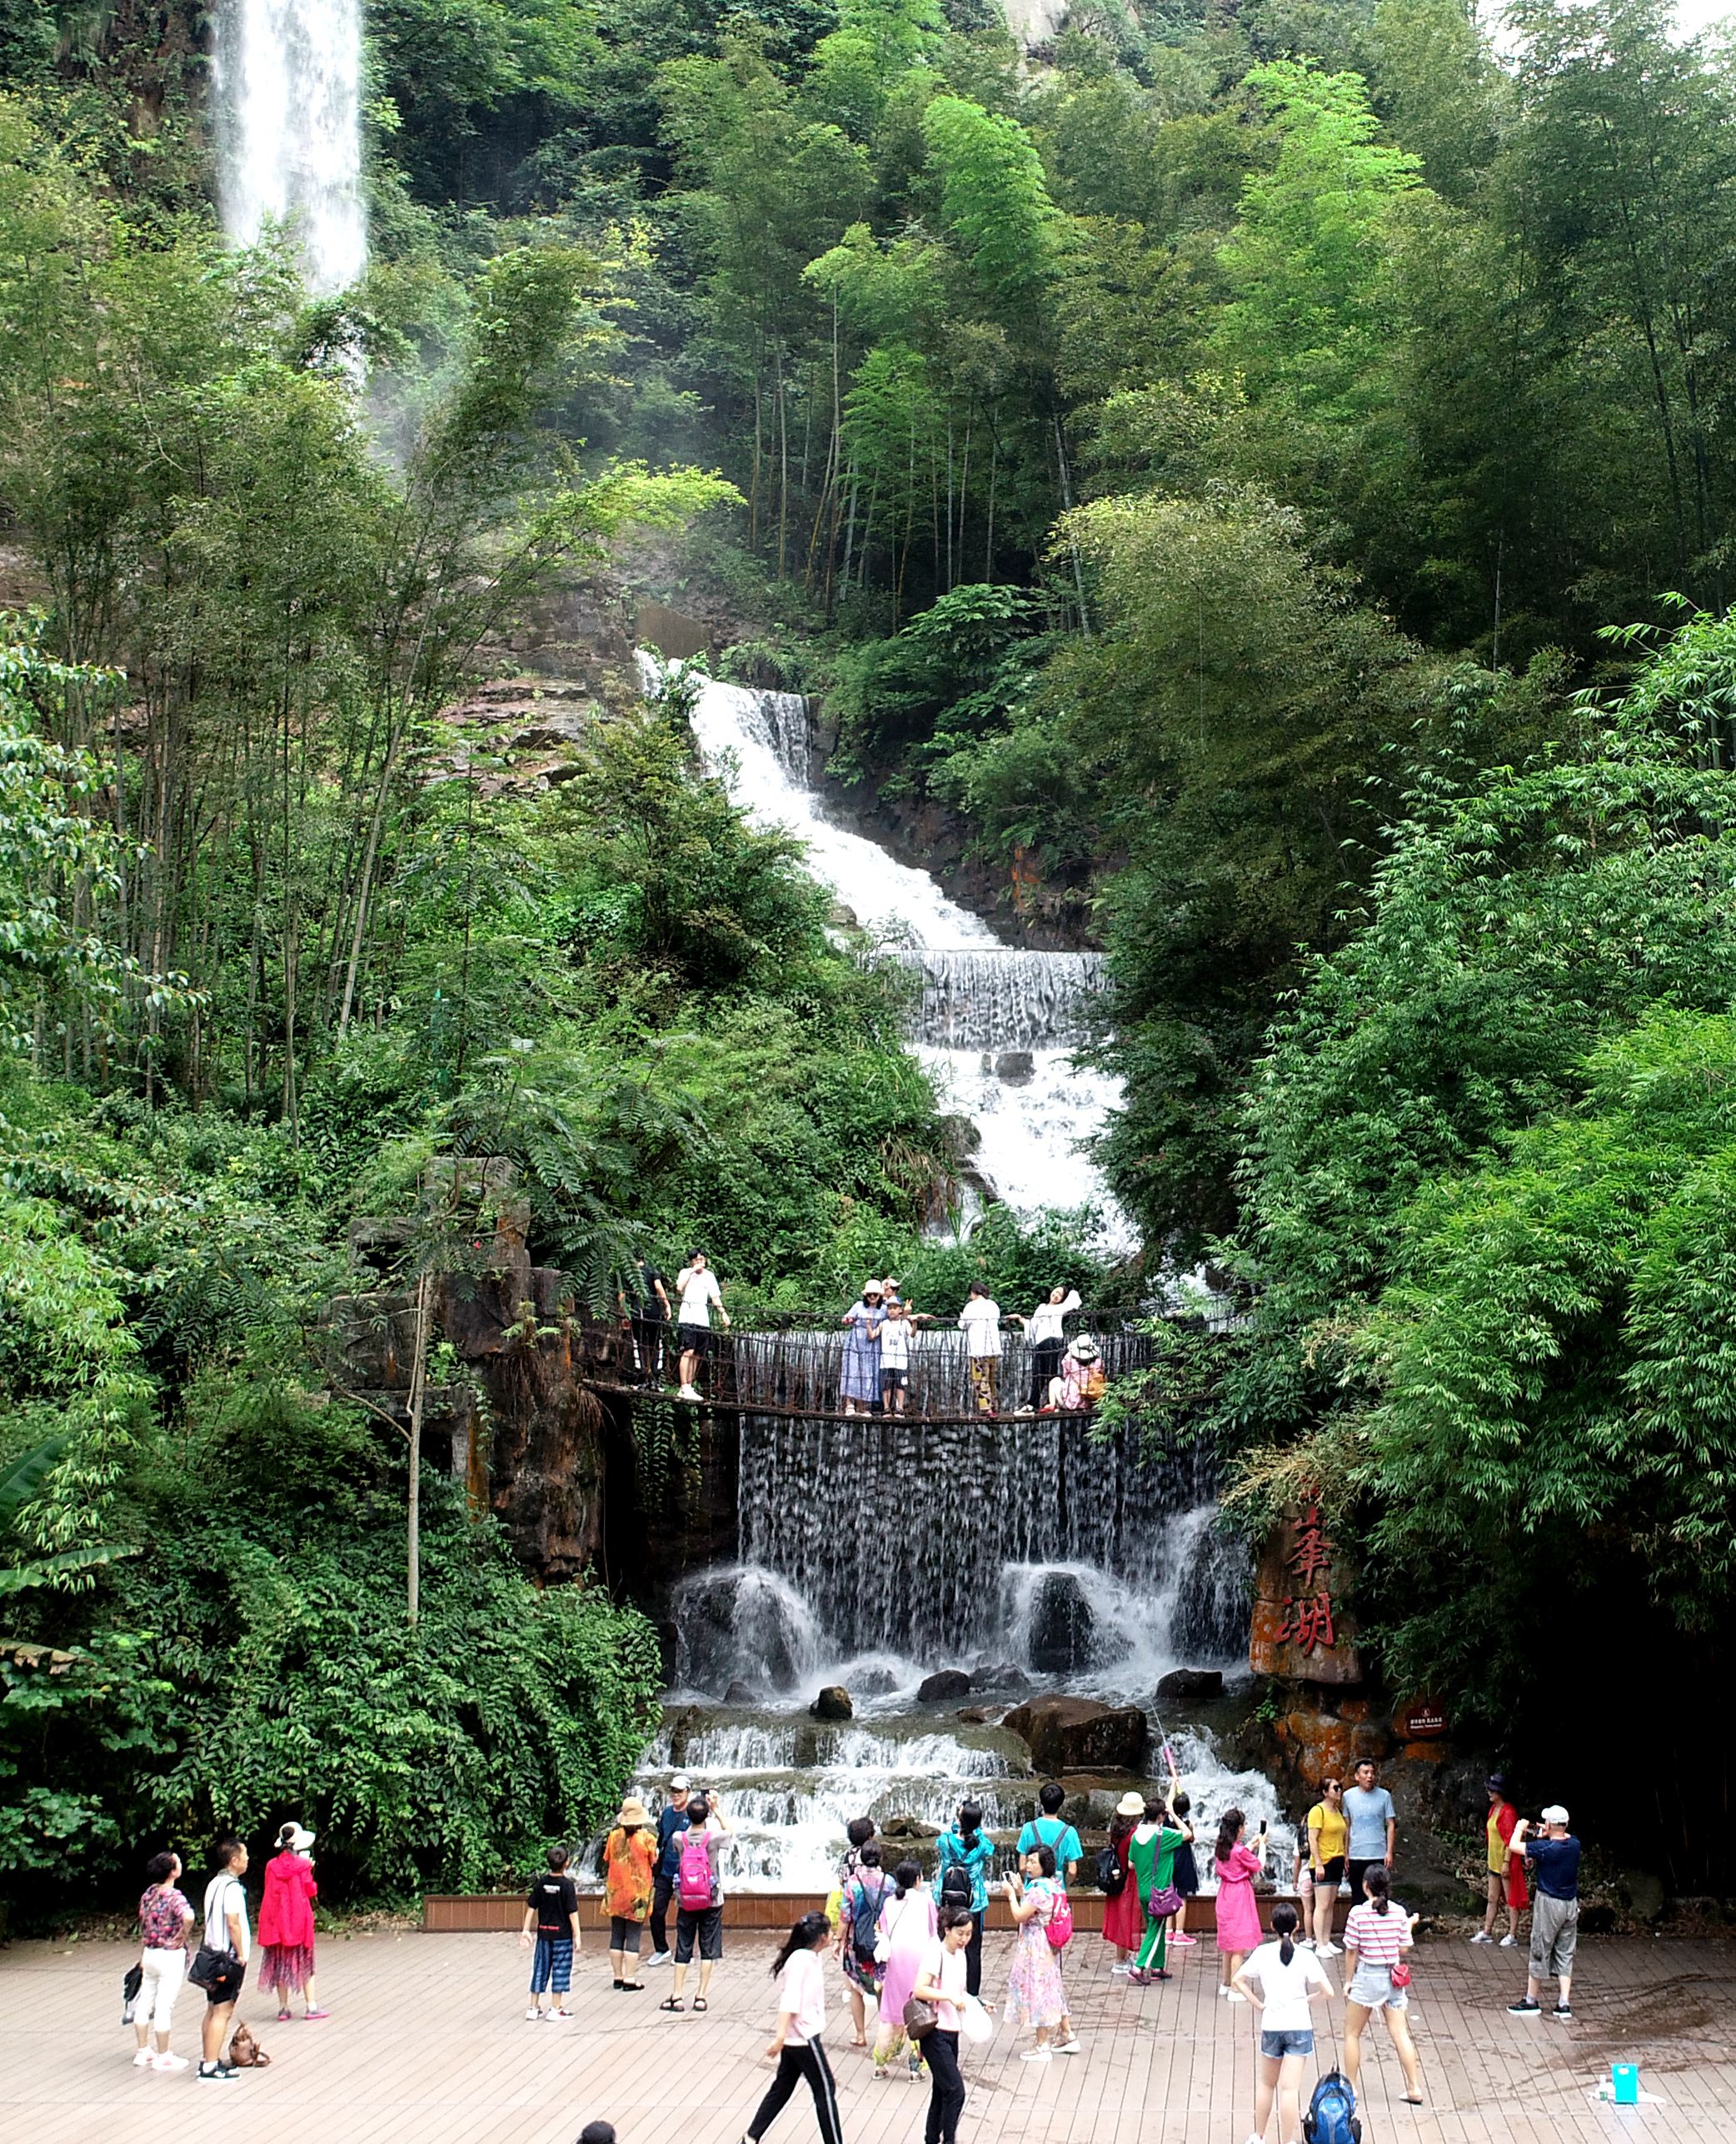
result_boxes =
[924,2030,965,2144]
[748,2040,843,2144]
[965,1912,984,1997]
[649,1874,675,1956]
[1347,1857,1380,1904]
[631,1315,665,1386]
[1030,1339,1063,1409]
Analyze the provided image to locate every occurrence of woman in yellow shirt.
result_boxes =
[1305,1779,1348,1956]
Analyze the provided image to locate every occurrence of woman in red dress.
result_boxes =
[1101,1790,1145,1972]
[258,1822,327,2020]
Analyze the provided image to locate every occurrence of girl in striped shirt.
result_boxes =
[1343,1866,1424,2105]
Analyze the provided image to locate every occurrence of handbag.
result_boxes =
[1145,1883,1183,1922]
[903,1995,939,2042]
[1391,1958,1412,1989]
[187,1943,231,1990]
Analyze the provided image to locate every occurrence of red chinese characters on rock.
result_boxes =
[1275,1503,1337,1655]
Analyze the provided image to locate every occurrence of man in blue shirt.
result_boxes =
[1343,1758,1397,1902]
[646,1774,692,1967]
[1506,1804,1581,2022]
[1017,1782,1082,1887]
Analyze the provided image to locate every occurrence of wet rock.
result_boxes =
[970,1662,1030,1693]
[1155,1668,1225,1708]
[880,1815,942,1840]
[811,1685,854,1721]
[1004,1695,1149,1775]
[918,1669,973,1703]
[1025,1572,1096,1674]
[724,1679,756,1707]
[956,1707,990,1725]
[994,1051,1035,1086]
[851,1667,900,1698]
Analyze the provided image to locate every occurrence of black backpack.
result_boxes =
[851,1877,888,1964]
[939,1841,975,1908]
[1095,1838,1127,1896]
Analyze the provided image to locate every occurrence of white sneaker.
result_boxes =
[1225,1991,1248,2003]
[1318,1942,1341,1957]
[132,2049,154,2067]
[1020,2048,1052,2062]
[1109,1962,1133,1977]
[1469,1931,1493,1945]
[525,2007,545,2021]
[677,1384,701,1401]
[1054,2037,1082,2054]
[646,1951,672,1968]
[152,2053,189,2072]
[1499,1934,1519,1948]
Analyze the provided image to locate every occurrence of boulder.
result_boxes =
[918,1669,973,1703]
[1155,1668,1225,1708]
[811,1685,854,1721]
[1004,1695,1149,1775]
[970,1662,1030,1693]
[955,1707,990,1725]
[723,1679,756,1707]
[995,1050,1035,1086]
[1025,1572,1096,1673]
[851,1667,900,1698]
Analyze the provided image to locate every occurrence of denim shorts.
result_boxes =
[1349,1963,1406,2010]
[1260,2027,1315,2058]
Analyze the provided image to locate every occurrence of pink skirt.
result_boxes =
[259,1942,315,1992]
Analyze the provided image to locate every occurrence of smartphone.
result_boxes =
[1259,1819,1269,1834]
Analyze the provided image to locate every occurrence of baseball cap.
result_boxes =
[1540,1803,1569,1826]
[1484,1773,1507,1792]
[670,1773,691,1791]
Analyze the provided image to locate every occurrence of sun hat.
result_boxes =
[617,1796,651,1828]
[671,1773,691,1792]
[1115,1789,1146,1817]
[1541,1803,1569,1827]
[1073,1339,1100,1361]
[281,1822,317,1852]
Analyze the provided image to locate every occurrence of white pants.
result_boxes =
[140,1946,187,2033]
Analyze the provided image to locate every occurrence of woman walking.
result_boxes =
[1343,1867,1424,2103]
[840,1285,884,1414]
[1130,1796,1180,1984]
[873,1859,936,2079]
[838,1843,892,2046]
[912,1908,974,2144]
[603,1796,657,1989]
[258,1822,326,2021]
[933,1801,997,1997]
[1230,1902,1335,2144]
[1102,1790,1145,1974]
[1004,1846,1078,2060]
[1305,1778,1348,1956]
[740,1913,844,2144]
[1213,1809,1265,2001]
[132,1851,194,2071]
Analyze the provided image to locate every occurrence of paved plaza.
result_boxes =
[2,1928,1733,2144]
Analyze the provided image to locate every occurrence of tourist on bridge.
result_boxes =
[619,1254,671,1389]
[871,1859,935,2078]
[675,1252,730,1403]
[1506,1804,1579,2022]
[878,1297,914,1413]
[740,1912,844,2144]
[1213,1810,1265,1999]
[1047,1336,1105,1412]
[1015,1284,1080,1413]
[837,1842,891,2046]
[1101,1789,1145,1973]
[1343,1866,1424,2103]
[840,1284,884,1414]
[1471,1774,1528,1949]
[1003,1845,1078,2058]
[1230,1901,1336,2144]
[911,1907,975,2144]
[1128,1795,1180,1985]
[935,1801,997,1997]
[957,1284,1003,1414]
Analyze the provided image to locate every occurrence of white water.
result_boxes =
[641,656,1132,1248]
[216,0,366,295]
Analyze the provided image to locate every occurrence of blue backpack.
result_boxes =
[1303,2071,1361,2144]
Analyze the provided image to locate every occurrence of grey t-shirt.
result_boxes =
[1344,1785,1395,1860]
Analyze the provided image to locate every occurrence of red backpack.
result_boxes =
[677,1830,715,1912]
[1044,1882,1074,1950]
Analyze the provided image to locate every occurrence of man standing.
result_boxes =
[958,1283,1003,1415]
[198,1837,250,2083]
[619,1254,672,1389]
[675,1251,730,1403]
[1343,1758,1396,1901]
[1506,1805,1579,2022]
[646,1773,692,1967]
[1018,1782,1083,1887]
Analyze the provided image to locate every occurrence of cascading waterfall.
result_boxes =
[216,0,366,295]
[645,656,1132,1248]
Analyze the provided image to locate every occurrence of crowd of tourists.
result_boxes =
[618,1253,1107,1417]
[117,1761,1584,2142]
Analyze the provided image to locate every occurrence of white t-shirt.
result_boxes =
[1025,1290,1080,1344]
[676,1267,722,1327]
[958,1297,1002,1358]
[203,1872,250,1957]
[1244,1937,1332,2032]
[920,1937,969,2032]
[779,1944,826,2045]
[880,1317,911,1369]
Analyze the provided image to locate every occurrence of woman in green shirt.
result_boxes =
[1127,1796,1179,1983]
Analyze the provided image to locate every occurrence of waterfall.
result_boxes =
[644,657,1132,1248]
[216,0,366,296]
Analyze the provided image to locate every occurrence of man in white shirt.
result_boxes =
[958,1284,1003,1414]
[675,1250,731,1402]
[198,1837,251,2082]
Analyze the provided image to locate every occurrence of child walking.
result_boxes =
[740,1913,844,2144]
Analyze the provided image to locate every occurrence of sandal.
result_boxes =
[693,1997,709,2012]
[660,1997,684,2012]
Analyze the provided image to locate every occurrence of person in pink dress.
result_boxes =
[872,1860,936,2080]
[1212,1808,1265,2001]
[257,1822,327,2020]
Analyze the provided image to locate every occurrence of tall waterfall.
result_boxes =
[651,659,1132,1247]
[216,0,367,295]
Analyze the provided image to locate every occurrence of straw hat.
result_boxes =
[1115,1789,1145,1817]
[616,1796,651,1828]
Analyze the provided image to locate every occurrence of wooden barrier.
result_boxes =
[422,1891,1348,1937]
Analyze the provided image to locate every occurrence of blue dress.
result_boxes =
[841,1300,881,1404]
